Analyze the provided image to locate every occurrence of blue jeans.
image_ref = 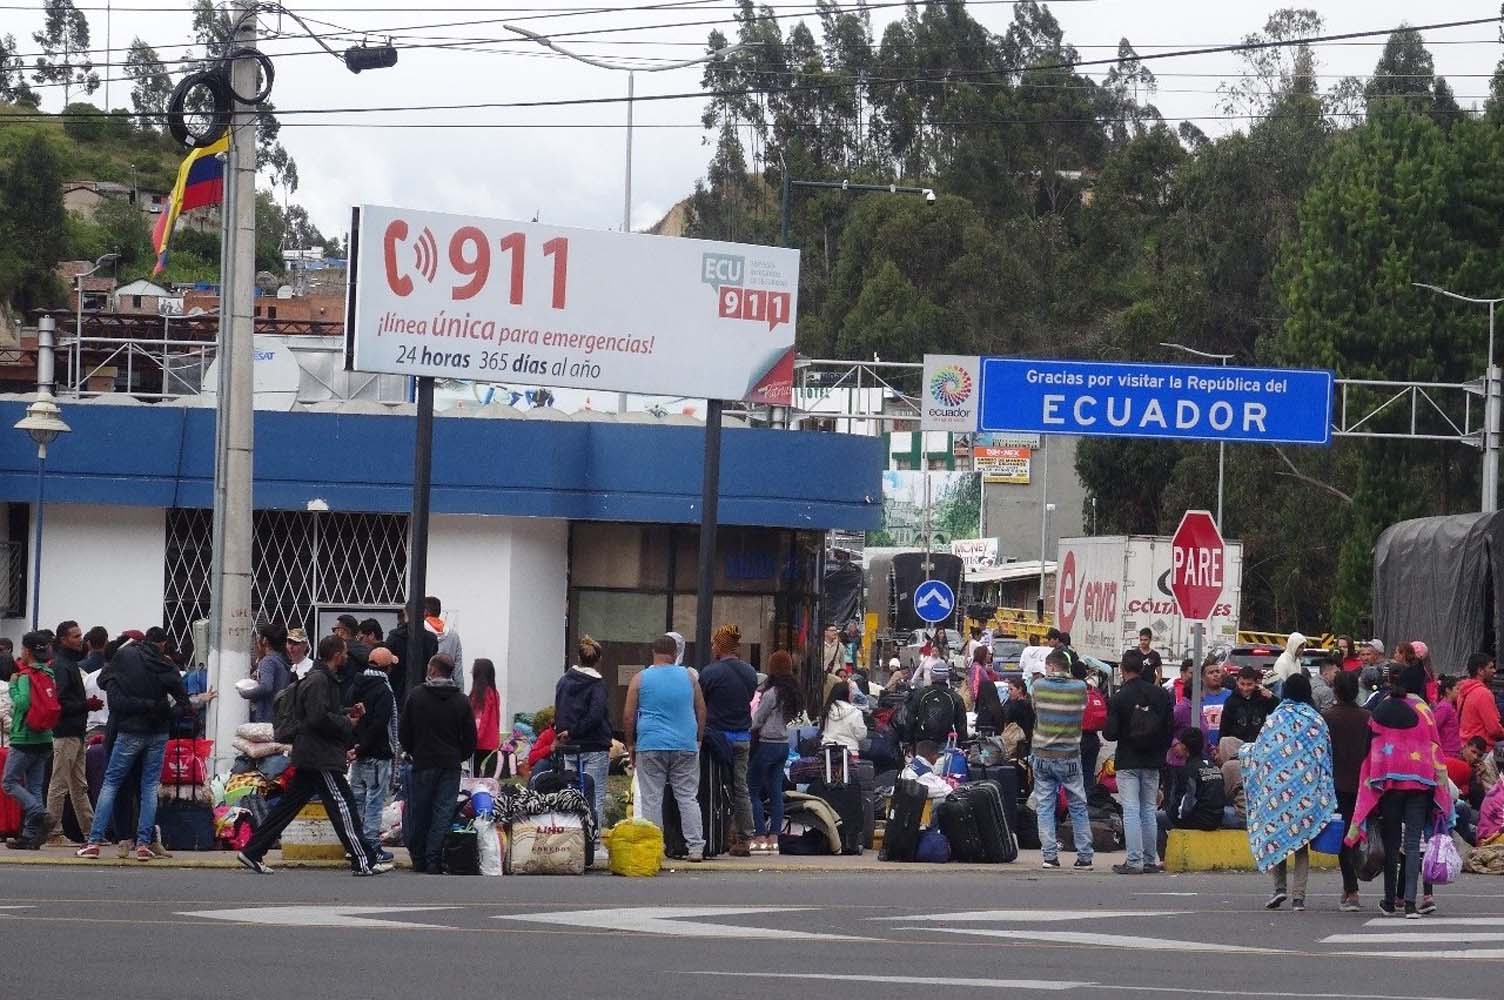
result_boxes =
[747,740,788,836]
[578,750,609,837]
[88,732,168,847]
[1117,767,1159,869]
[405,767,461,872]
[349,757,392,854]
[2,744,51,828]
[1032,753,1093,863]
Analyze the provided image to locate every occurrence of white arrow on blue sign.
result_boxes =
[913,579,956,623]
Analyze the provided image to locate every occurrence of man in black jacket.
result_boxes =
[46,620,102,843]
[1104,649,1173,874]
[1155,727,1226,859]
[237,636,392,876]
[906,670,968,746]
[350,646,400,865]
[399,654,476,874]
[77,628,192,861]
[1221,666,1280,743]
[384,608,437,711]
[699,624,759,855]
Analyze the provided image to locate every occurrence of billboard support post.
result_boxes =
[694,399,723,668]
[406,376,434,694]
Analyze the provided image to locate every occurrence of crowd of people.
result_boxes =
[0,598,490,877]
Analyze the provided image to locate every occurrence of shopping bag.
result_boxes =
[1422,819,1462,885]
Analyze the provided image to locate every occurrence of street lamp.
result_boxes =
[14,316,71,629]
[779,177,936,247]
[1160,341,1234,529]
[503,25,746,234]
[1412,283,1504,512]
[74,252,119,395]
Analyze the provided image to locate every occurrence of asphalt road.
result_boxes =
[3,865,1501,999]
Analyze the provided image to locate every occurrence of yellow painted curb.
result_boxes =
[1165,829,1337,873]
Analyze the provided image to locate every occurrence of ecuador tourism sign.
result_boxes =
[976,357,1333,446]
[346,204,800,404]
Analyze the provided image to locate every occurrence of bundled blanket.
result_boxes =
[1243,700,1337,872]
[1346,694,1451,846]
[494,785,597,843]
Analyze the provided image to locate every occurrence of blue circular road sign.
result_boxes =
[913,579,956,623]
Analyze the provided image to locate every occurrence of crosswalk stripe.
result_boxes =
[1361,917,1504,927]
[494,906,872,941]
[877,909,1188,922]
[1325,932,1504,944]
[898,926,1270,953]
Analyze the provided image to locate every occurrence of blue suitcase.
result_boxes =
[155,799,217,851]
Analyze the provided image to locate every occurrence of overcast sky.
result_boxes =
[5,1,1504,242]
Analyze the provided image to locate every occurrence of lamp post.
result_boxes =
[74,252,119,395]
[1412,283,1504,512]
[1160,342,1234,529]
[14,316,71,630]
[779,177,935,247]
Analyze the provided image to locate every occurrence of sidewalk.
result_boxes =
[0,843,1199,875]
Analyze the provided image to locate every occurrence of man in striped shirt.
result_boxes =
[1031,650,1094,870]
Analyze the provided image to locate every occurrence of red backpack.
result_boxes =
[1082,685,1108,733]
[21,665,62,733]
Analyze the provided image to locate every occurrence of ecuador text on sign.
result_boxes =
[346,204,799,404]
[977,358,1333,445]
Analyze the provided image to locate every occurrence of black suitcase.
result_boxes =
[1016,802,1042,850]
[952,780,1017,863]
[808,779,864,856]
[880,778,926,862]
[968,763,1021,839]
[862,792,877,848]
[937,794,986,862]
[663,751,733,859]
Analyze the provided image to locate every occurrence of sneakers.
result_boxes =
[1072,858,1094,872]
[75,843,101,859]
[1418,896,1437,915]
[237,851,274,875]
[1404,902,1420,919]
[1265,891,1288,910]
[375,850,395,864]
[687,854,704,864]
[1111,863,1144,875]
[1378,899,1398,917]
[1292,898,1306,912]
[134,845,154,863]
[1144,862,1165,873]
[1041,857,1061,870]
[353,862,394,877]
[1339,894,1361,912]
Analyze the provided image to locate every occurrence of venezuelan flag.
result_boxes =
[151,135,229,275]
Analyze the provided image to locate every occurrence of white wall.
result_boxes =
[1,504,165,642]
[426,514,567,724]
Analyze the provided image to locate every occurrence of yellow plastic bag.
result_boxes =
[604,818,663,877]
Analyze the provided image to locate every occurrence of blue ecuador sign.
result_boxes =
[977,358,1333,446]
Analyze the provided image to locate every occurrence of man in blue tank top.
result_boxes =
[626,634,708,861]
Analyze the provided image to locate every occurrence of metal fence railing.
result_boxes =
[0,540,25,620]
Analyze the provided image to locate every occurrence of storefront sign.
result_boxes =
[974,434,1033,484]
[346,204,800,403]
[951,537,1000,572]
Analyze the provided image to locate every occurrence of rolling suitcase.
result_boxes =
[808,778,864,856]
[937,793,986,862]
[952,779,1017,863]
[879,778,926,862]
[0,748,22,839]
[967,764,1021,845]
[663,750,733,859]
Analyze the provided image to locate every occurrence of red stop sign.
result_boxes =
[1170,510,1226,621]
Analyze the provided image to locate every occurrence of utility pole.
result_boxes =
[207,3,259,771]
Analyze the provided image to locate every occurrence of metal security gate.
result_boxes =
[163,508,409,651]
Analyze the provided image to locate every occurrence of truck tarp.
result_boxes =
[1373,512,1500,669]
[823,560,865,630]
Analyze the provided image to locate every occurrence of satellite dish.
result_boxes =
[276,285,293,299]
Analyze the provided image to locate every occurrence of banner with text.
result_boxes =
[978,358,1333,445]
[346,204,800,403]
[974,432,1039,483]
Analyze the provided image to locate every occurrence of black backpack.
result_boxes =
[271,675,305,744]
[1126,700,1162,750]
[914,688,955,742]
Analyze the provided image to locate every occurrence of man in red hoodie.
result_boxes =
[1458,653,1504,750]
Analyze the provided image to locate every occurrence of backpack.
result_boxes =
[1082,686,1108,732]
[1126,700,1162,750]
[271,675,304,744]
[22,665,62,733]
[914,688,955,742]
